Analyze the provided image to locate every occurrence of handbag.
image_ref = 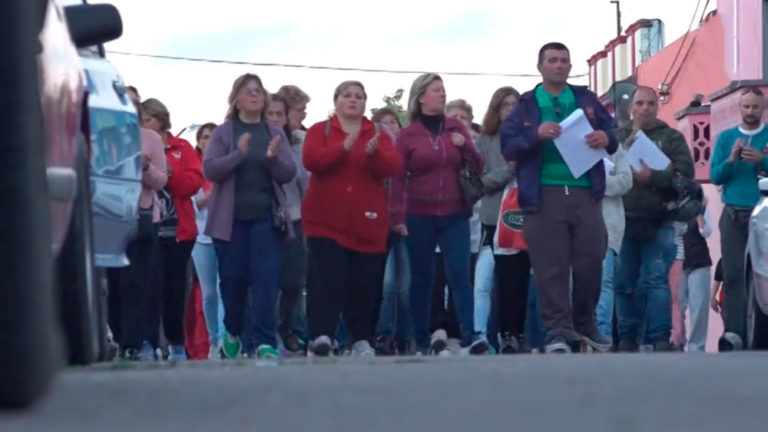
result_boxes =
[272,200,288,235]
[136,205,156,242]
[459,158,484,211]
[493,181,527,254]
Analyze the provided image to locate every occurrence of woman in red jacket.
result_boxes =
[302,81,403,357]
[141,98,204,361]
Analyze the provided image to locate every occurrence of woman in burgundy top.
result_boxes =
[389,73,486,355]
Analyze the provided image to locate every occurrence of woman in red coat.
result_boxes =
[302,80,403,357]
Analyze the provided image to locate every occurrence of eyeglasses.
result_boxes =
[742,86,764,96]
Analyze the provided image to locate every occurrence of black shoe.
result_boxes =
[653,341,675,352]
[394,339,411,356]
[283,333,306,354]
[467,334,490,355]
[374,335,395,356]
[498,332,520,354]
[545,336,572,353]
[581,330,612,352]
[617,338,639,353]
[718,332,743,352]
[118,347,141,361]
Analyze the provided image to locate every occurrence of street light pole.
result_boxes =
[610,0,622,37]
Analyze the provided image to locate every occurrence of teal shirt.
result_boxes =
[534,86,591,187]
[710,126,768,208]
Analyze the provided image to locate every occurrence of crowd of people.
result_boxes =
[105,41,768,361]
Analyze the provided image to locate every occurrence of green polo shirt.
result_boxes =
[535,85,592,187]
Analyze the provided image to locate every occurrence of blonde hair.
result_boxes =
[140,98,171,131]
[446,99,474,122]
[407,73,442,121]
[276,85,310,106]
[333,81,367,102]
[226,73,268,122]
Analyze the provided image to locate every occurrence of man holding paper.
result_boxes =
[500,42,618,354]
[614,86,694,352]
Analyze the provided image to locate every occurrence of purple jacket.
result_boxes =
[389,116,484,225]
[203,120,297,241]
[500,84,618,212]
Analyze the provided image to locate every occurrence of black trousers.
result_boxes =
[107,235,159,350]
[306,237,386,345]
[151,238,194,346]
[495,252,531,337]
[278,221,307,339]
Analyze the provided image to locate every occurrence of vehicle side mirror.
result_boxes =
[760,178,768,196]
[64,4,122,48]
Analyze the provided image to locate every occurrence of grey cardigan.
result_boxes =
[203,120,297,241]
[602,145,633,253]
[476,133,515,226]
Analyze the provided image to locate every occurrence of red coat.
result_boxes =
[165,133,204,242]
[302,116,403,253]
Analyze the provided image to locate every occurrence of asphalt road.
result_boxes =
[2,353,767,432]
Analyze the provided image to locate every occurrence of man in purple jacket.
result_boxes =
[500,42,618,353]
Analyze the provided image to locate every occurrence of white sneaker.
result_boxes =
[310,335,333,357]
[429,329,448,355]
[351,340,375,357]
[208,344,221,360]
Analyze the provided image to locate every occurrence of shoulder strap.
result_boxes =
[325,119,331,138]
[375,122,381,134]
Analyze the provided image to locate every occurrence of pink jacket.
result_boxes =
[139,128,168,222]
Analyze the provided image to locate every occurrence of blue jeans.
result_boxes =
[213,217,284,348]
[596,250,617,340]
[473,246,495,336]
[191,242,225,345]
[679,266,711,352]
[376,235,411,341]
[525,274,546,351]
[616,224,676,344]
[407,213,474,351]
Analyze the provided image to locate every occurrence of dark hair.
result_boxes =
[371,107,402,128]
[538,42,570,65]
[471,123,481,134]
[269,93,293,138]
[481,86,521,135]
[196,122,218,143]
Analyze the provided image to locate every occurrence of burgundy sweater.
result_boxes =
[389,116,483,225]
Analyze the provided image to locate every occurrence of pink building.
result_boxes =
[586,0,768,351]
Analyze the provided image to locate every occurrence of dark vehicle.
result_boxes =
[0,0,123,408]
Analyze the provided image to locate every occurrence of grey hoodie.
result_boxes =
[475,133,514,226]
[602,145,633,253]
[284,129,310,222]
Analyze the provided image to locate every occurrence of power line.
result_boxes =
[106,50,589,79]
[661,0,702,86]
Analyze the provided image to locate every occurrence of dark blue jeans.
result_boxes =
[616,223,676,344]
[376,234,411,341]
[213,217,284,349]
[406,213,473,351]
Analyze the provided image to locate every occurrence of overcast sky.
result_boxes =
[94,0,716,137]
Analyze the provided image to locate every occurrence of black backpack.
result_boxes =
[665,173,704,222]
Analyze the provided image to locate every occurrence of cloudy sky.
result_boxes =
[92,0,716,136]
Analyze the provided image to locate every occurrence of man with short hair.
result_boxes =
[501,42,618,353]
[615,86,694,352]
[710,87,768,350]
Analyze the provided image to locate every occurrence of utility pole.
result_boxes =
[610,0,622,37]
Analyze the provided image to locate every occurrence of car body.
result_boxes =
[81,54,142,267]
[746,177,768,349]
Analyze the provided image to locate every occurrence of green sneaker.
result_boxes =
[256,344,279,360]
[221,333,242,359]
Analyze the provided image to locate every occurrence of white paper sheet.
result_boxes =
[626,130,670,171]
[553,108,608,178]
